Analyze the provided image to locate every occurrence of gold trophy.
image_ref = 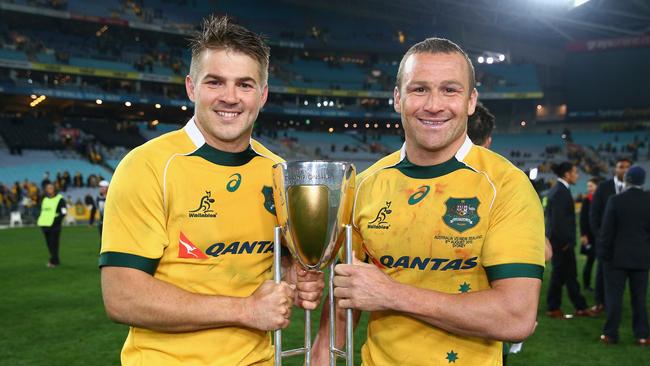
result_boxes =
[272,161,355,366]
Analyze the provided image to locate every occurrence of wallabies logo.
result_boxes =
[189,191,217,218]
[262,186,276,215]
[368,201,392,229]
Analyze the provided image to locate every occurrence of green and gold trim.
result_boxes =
[190,144,259,166]
[485,263,544,282]
[393,156,472,179]
[99,252,160,275]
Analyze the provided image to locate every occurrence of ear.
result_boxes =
[467,88,478,116]
[185,75,196,102]
[393,86,401,114]
[260,83,269,107]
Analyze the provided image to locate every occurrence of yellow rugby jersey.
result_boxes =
[353,136,545,366]
[99,118,283,366]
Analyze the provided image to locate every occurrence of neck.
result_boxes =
[405,135,466,166]
[194,116,251,153]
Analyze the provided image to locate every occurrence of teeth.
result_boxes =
[420,119,445,125]
[217,111,239,118]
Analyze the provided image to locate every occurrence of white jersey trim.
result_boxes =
[183,117,205,148]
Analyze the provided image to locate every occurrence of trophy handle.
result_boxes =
[274,226,313,366]
[329,224,354,366]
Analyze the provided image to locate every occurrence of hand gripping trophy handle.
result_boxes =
[272,161,355,366]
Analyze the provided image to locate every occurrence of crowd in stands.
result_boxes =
[0,170,106,221]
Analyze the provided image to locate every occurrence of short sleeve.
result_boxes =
[482,170,545,281]
[99,150,169,274]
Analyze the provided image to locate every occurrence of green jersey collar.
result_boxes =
[395,136,475,179]
[394,155,471,179]
[190,143,259,166]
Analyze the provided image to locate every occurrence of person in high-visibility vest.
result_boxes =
[37,183,67,268]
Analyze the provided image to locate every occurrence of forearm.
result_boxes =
[388,280,539,342]
[312,296,361,364]
[101,267,249,332]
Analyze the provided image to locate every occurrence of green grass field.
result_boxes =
[1,226,648,365]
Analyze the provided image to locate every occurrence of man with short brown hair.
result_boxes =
[100,15,324,365]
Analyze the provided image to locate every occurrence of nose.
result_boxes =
[219,84,238,105]
[423,91,444,113]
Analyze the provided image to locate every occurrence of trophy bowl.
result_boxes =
[272,161,355,271]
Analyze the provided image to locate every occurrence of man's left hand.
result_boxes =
[333,254,396,312]
[286,262,325,310]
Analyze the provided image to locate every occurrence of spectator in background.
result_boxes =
[467,102,495,148]
[589,157,632,314]
[545,162,595,318]
[73,171,83,187]
[89,180,108,247]
[37,183,66,268]
[580,177,601,291]
[598,166,650,345]
[41,172,51,190]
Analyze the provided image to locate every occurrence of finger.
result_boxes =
[298,270,324,282]
[333,287,352,299]
[298,290,321,302]
[337,298,353,309]
[333,275,352,288]
[299,299,319,310]
[296,280,324,292]
[334,263,353,275]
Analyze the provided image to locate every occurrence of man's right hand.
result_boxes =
[244,280,295,331]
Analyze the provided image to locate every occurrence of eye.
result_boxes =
[239,82,253,89]
[443,87,458,94]
[410,86,426,94]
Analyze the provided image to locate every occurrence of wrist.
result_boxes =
[235,295,255,328]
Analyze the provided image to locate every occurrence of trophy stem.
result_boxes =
[328,261,336,366]
[274,226,283,366]
[345,224,354,366]
[328,225,355,365]
[305,309,312,366]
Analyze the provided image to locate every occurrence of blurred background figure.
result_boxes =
[545,162,594,319]
[467,102,496,149]
[590,158,633,315]
[36,183,66,268]
[89,180,109,246]
[598,166,650,345]
[580,177,601,291]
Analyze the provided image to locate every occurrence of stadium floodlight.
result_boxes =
[304,100,308,106]
[486,57,494,64]
[30,94,37,99]
[395,123,400,128]
[498,54,506,62]
[529,168,538,181]
[573,0,591,8]
[96,99,103,105]
[388,98,393,105]
[353,123,358,128]
[181,105,187,111]
[155,103,161,109]
[365,123,370,128]
[344,123,349,128]
[373,123,379,128]
[328,127,334,133]
[521,121,527,127]
[537,104,543,110]
[477,56,485,64]
[386,123,391,128]
[317,102,322,108]
[125,101,132,107]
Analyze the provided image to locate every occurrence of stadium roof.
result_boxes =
[281,0,650,44]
